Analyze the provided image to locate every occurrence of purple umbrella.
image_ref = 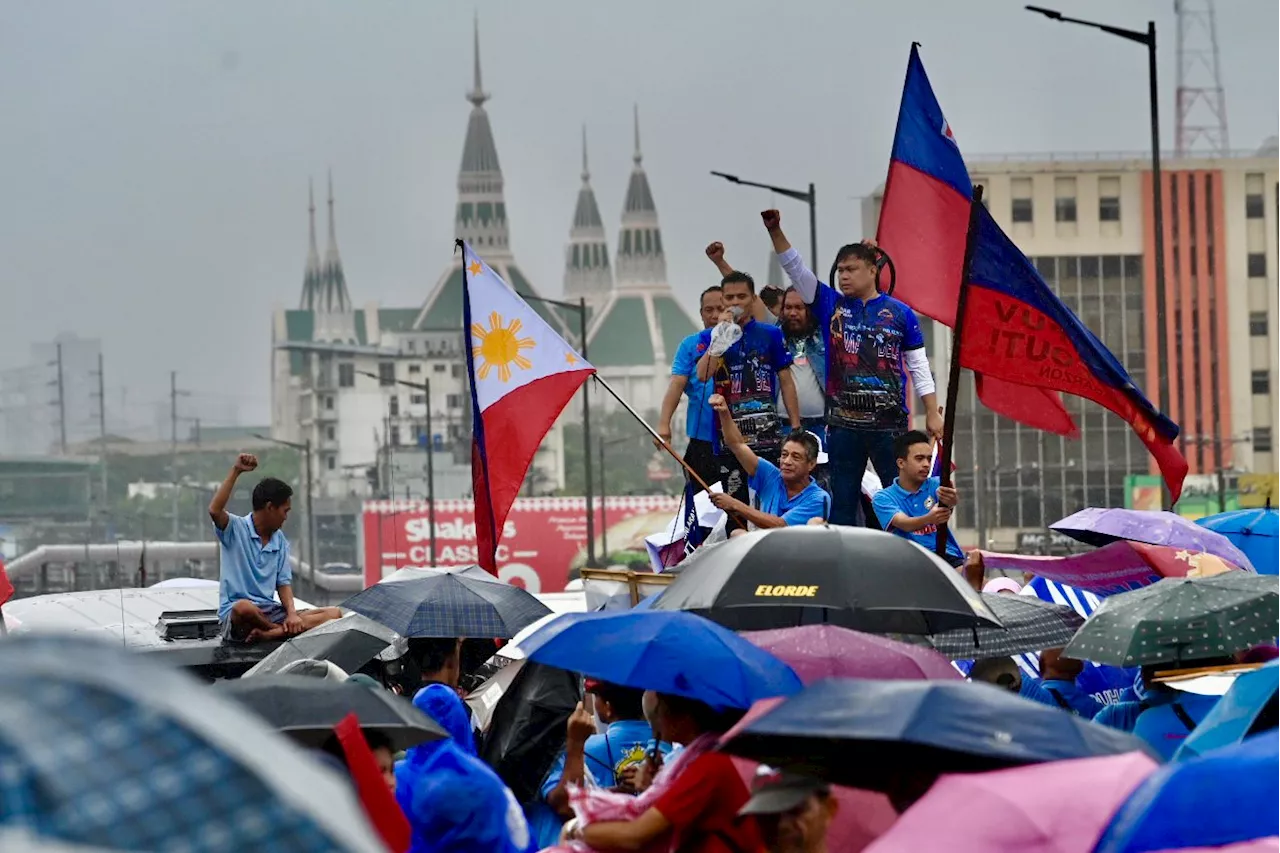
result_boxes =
[1051,507,1253,570]
[742,624,961,684]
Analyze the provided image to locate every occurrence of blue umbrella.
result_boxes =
[0,635,384,852]
[1092,735,1279,853]
[519,610,803,709]
[720,677,1155,792]
[1198,508,1279,575]
[1175,660,1279,760]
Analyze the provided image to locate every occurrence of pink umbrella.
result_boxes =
[742,624,960,684]
[723,698,896,853]
[863,752,1157,853]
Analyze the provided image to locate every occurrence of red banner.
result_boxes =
[362,496,681,593]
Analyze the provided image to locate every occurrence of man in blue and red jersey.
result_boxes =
[695,271,800,531]
[763,209,943,527]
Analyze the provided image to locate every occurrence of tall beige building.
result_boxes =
[864,145,1278,546]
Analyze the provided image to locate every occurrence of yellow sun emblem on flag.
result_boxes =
[472,311,535,382]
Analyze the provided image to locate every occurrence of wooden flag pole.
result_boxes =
[591,374,716,494]
[934,185,984,559]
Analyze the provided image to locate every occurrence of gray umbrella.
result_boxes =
[218,675,446,752]
[1063,574,1280,668]
[919,593,1086,660]
[0,634,383,852]
[243,612,403,678]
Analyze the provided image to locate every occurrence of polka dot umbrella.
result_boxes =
[1063,574,1279,668]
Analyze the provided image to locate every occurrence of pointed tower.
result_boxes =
[584,106,696,415]
[614,105,666,288]
[299,180,323,310]
[416,15,566,335]
[312,173,356,343]
[563,126,613,305]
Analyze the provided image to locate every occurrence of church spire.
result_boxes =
[467,12,488,108]
[318,171,351,318]
[632,103,643,165]
[452,14,508,255]
[564,125,612,303]
[616,104,665,287]
[299,179,323,310]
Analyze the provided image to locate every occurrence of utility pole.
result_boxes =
[49,343,67,454]
[169,371,190,540]
[91,353,108,538]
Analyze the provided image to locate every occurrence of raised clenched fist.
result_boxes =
[234,453,259,473]
[705,242,725,262]
[761,209,781,231]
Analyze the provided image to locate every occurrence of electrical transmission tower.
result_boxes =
[1174,0,1230,156]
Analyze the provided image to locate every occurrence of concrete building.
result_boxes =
[271,21,565,501]
[863,147,1278,546]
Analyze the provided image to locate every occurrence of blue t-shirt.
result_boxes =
[872,476,963,561]
[696,320,793,456]
[671,333,716,443]
[811,283,924,432]
[1026,679,1103,720]
[213,513,291,621]
[1131,691,1220,761]
[748,459,831,526]
[533,721,670,850]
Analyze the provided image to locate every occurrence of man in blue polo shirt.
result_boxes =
[208,453,340,642]
[872,430,965,567]
[707,394,830,532]
[657,285,728,497]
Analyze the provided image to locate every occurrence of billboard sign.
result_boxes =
[361,496,681,593]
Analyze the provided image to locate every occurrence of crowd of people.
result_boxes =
[657,210,965,567]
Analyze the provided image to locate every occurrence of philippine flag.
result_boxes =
[461,242,595,572]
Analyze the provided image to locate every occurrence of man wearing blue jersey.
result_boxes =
[764,209,943,527]
[873,431,964,568]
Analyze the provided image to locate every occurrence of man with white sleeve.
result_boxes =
[762,209,944,527]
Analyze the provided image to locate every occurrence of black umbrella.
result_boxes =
[652,526,1001,634]
[917,593,1086,660]
[217,675,446,751]
[720,677,1154,793]
[243,612,402,678]
[478,660,583,804]
[341,573,552,639]
[1063,574,1280,667]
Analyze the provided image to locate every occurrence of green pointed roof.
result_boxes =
[586,296,653,367]
[652,294,697,364]
[415,261,569,337]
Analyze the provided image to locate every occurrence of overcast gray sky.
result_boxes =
[1,0,1275,427]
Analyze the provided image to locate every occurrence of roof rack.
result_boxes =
[156,609,220,642]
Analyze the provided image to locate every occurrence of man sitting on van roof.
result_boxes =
[208,453,339,643]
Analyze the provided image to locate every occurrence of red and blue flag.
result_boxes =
[876,45,1187,502]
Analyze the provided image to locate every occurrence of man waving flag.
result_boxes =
[461,241,595,572]
[876,45,1187,502]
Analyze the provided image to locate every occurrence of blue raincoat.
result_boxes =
[395,685,532,853]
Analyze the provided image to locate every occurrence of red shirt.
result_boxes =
[653,752,762,853]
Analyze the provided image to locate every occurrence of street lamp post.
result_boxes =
[360,370,437,566]
[253,433,316,581]
[711,171,818,271]
[1026,6,1169,507]
[597,435,632,560]
[521,294,598,567]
